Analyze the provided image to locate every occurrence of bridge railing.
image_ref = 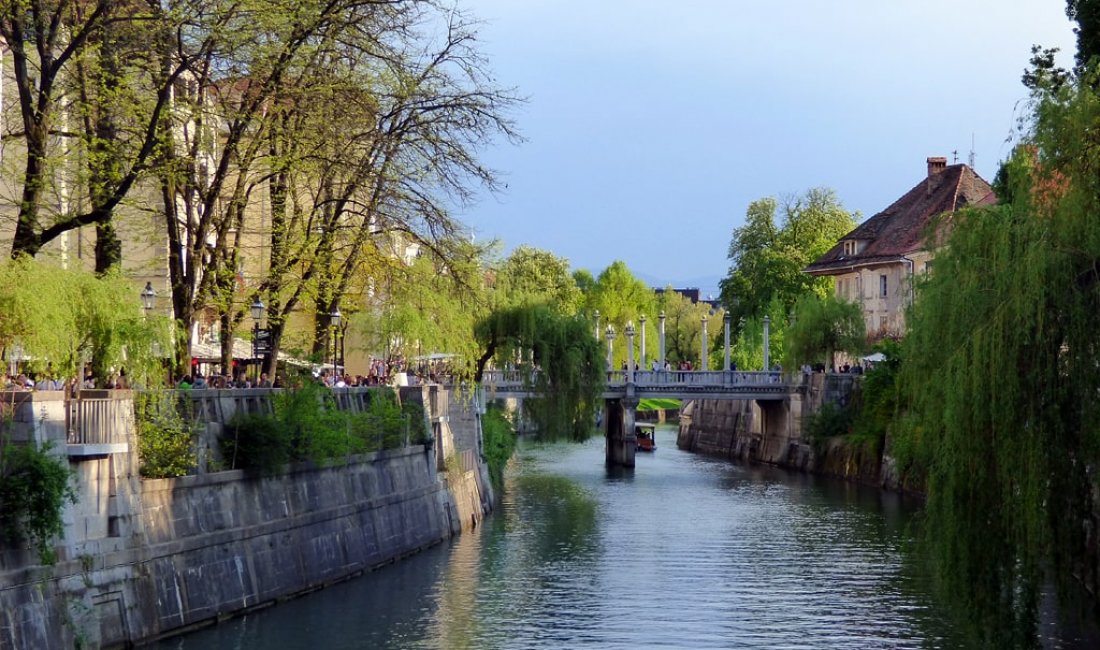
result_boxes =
[481,369,785,389]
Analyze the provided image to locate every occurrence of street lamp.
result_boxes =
[763,314,771,371]
[625,320,636,384]
[700,313,708,371]
[605,324,615,370]
[330,306,342,381]
[658,310,666,370]
[141,282,156,314]
[251,296,265,381]
[594,309,600,340]
[723,312,731,372]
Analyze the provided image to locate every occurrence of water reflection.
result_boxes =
[155,425,1098,649]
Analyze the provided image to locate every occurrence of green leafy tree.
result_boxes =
[719,189,857,332]
[0,258,170,386]
[0,440,77,564]
[589,261,657,366]
[474,304,603,442]
[136,392,197,478]
[369,243,488,374]
[480,404,516,490]
[655,288,724,369]
[494,245,582,312]
[895,76,1100,645]
[784,294,864,371]
[1068,0,1100,71]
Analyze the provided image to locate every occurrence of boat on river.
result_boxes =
[635,422,656,452]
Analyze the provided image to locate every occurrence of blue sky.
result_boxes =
[454,1,1077,294]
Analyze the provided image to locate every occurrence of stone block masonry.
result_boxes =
[0,386,489,649]
[675,373,903,488]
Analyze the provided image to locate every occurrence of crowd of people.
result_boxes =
[168,354,457,390]
[3,368,121,391]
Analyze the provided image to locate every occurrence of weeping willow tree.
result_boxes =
[898,75,1100,646]
[0,258,170,386]
[474,304,604,442]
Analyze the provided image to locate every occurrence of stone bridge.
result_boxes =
[480,369,806,468]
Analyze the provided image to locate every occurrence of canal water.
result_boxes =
[153,425,1091,649]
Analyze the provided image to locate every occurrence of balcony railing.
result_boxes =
[67,397,130,456]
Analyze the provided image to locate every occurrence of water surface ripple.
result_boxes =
[159,426,954,649]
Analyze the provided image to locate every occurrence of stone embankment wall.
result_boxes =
[676,373,907,490]
[0,385,489,649]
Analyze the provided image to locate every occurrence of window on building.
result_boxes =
[880,274,888,298]
[924,260,933,274]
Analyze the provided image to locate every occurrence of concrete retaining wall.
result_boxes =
[676,373,906,489]
[0,386,489,649]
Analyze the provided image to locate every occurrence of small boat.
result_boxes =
[635,422,656,452]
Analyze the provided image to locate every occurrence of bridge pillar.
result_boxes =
[604,387,639,468]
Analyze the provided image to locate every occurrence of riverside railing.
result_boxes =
[481,369,786,389]
[68,396,129,446]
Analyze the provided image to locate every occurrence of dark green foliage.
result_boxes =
[895,78,1100,644]
[0,440,77,564]
[1022,45,1070,92]
[475,304,604,442]
[222,386,426,474]
[804,402,852,444]
[783,293,864,371]
[1068,0,1100,72]
[223,413,293,476]
[720,189,857,330]
[848,339,901,454]
[399,401,431,446]
[272,382,353,461]
[481,404,516,490]
[135,392,197,478]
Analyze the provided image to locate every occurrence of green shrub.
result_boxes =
[222,386,428,472]
[0,440,77,564]
[401,401,431,445]
[481,405,516,490]
[136,392,197,478]
[223,413,292,475]
[805,401,852,444]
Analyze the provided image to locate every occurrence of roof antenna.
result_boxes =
[952,150,958,163]
[968,133,976,168]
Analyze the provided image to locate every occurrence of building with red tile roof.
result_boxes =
[804,157,995,337]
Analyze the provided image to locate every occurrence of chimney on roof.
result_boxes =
[927,156,947,177]
[926,156,947,195]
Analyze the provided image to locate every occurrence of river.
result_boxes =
[153,425,1095,649]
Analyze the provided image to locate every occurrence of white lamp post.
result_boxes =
[763,314,771,371]
[658,310,666,370]
[723,312,731,372]
[605,324,615,370]
[625,321,636,384]
[700,314,708,370]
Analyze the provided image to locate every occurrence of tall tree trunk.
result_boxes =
[94,221,121,273]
